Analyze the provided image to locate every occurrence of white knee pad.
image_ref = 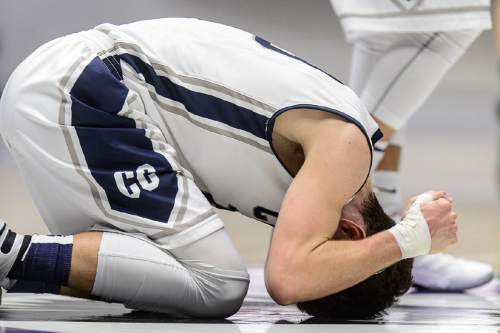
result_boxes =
[92,231,249,318]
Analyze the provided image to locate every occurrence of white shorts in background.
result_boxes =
[331,0,491,34]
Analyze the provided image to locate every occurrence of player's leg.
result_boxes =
[348,29,494,291]
[0,224,248,317]
[0,33,249,316]
[0,227,98,297]
[350,29,482,144]
[348,30,481,212]
[92,229,248,317]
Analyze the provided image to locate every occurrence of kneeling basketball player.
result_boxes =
[0,18,457,319]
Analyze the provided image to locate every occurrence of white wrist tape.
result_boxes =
[388,193,433,259]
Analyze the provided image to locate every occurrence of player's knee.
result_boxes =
[187,277,249,318]
[186,258,249,318]
[215,278,249,317]
[124,270,249,318]
[93,232,249,318]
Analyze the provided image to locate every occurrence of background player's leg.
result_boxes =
[348,29,494,291]
[372,129,405,221]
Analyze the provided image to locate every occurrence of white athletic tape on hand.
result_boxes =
[388,192,434,259]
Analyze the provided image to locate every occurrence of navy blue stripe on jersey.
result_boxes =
[255,36,343,85]
[69,56,178,223]
[266,105,375,191]
[111,53,268,140]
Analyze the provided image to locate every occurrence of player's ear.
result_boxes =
[333,218,367,240]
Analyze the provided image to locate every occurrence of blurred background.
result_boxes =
[0,0,498,270]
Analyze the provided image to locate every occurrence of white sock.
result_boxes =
[373,128,406,220]
[373,170,403,220]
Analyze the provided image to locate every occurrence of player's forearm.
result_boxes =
[266,230,402,305]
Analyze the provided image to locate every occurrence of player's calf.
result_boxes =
[0,222,78,293]
[1,224,249,318]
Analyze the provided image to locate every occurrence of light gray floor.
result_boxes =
[1,267,499,333]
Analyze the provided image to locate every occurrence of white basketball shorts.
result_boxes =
[0,29,224,250]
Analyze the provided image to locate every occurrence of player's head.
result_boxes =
[297,191,414,319]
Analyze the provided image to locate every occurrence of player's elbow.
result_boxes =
[265,266,302,305]
[266,278,297,305]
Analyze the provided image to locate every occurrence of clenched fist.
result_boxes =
[389,191,457,259]
[419,192,458,253]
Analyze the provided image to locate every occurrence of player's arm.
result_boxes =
[264,111,456,305]
[265,112,402,304]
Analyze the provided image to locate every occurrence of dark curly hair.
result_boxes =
[297,192,413,319]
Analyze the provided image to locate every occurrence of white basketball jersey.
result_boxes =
[331,0,491,33]
[92,19,381,225]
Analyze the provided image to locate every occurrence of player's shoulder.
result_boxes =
[275,107,372,176]
[274,108,367,149]
[281,108,372,199]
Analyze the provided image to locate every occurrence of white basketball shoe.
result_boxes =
[412,254,494,291]
[0,220,25,283]
[375,187,495,291]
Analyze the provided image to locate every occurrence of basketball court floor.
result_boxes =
[0,267,499,333]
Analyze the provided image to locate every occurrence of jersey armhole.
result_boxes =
[265,104,383,195]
